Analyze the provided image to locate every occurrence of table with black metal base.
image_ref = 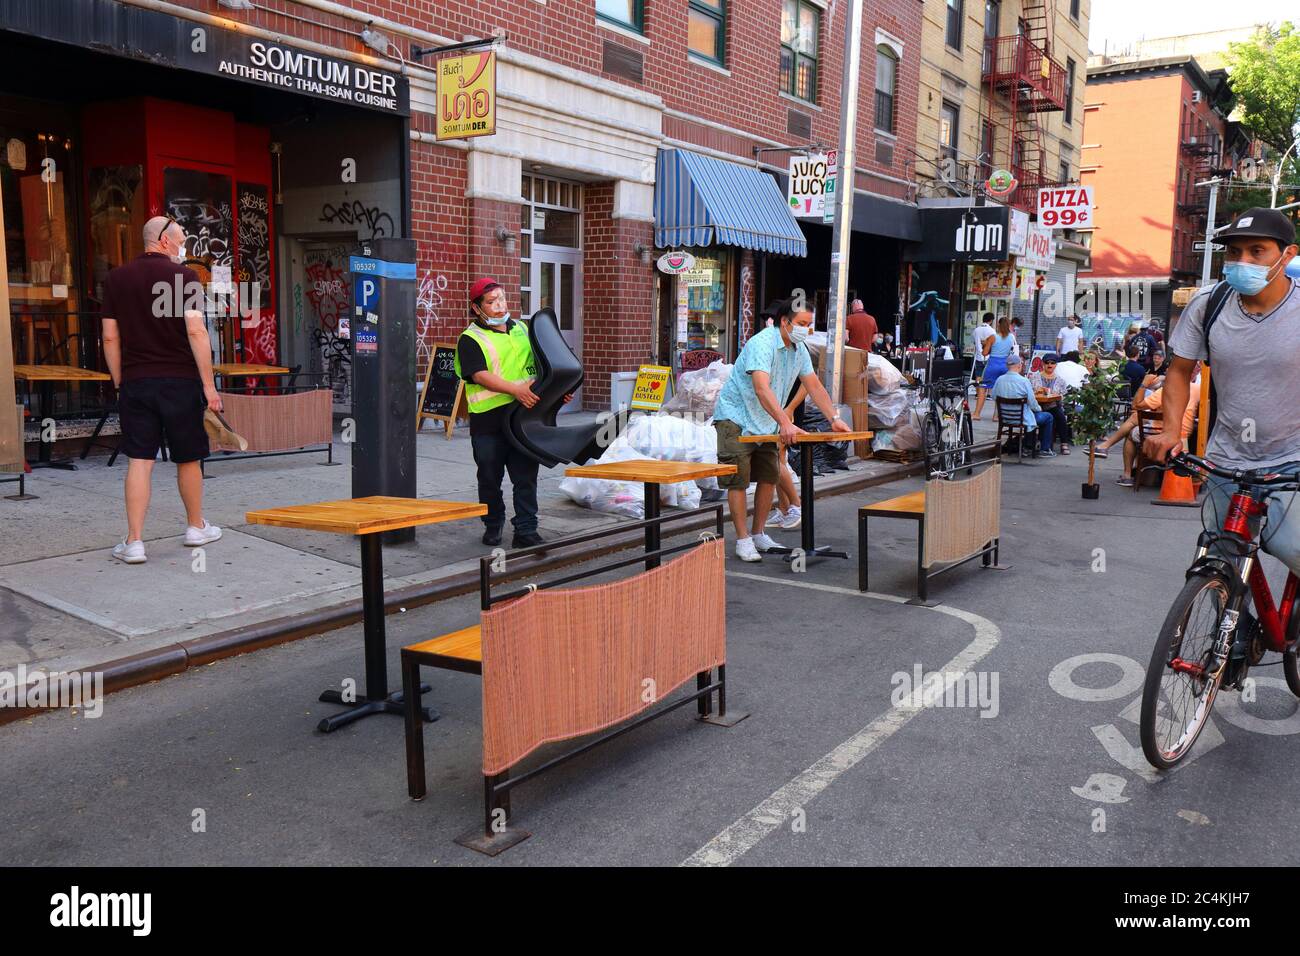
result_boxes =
[14,365,112,470]
[740,430,873,569]
[245,496,488,732]
[563,459,739,571]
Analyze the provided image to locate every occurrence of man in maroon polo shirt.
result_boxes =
[100,215,223,564]
[845,299,878,351]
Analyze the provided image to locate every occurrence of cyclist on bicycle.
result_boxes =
[1144,207,1300,575]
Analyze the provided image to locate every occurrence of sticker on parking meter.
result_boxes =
[354,326,377,355]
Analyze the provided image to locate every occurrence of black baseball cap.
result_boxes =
[1216,207,1298,246]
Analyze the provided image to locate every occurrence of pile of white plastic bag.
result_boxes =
[558,411,720,519]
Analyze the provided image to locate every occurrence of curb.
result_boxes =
[1,459,920,724]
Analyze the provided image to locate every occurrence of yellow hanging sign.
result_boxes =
[435,51,497,141]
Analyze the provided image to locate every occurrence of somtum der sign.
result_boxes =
[436,51,496,140]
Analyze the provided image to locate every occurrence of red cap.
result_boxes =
[469,277,500,302]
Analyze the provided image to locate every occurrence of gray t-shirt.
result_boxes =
[1168,278,1300,468]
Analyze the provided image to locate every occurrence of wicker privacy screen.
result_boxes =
[480,538,726,775]
[213,389,332,453]
[922,463,1001,568]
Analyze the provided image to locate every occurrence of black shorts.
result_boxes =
[118,377,209,463]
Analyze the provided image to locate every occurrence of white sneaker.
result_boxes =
[734,537,762,562]
[751,532,781,553]
[780,506,802,530]
[184,520,222,547]
[766,507,786,526]
[112,539,147,564]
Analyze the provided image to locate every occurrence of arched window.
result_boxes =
[874,45,898,134]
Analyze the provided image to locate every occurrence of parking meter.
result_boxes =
[349,237,417,543]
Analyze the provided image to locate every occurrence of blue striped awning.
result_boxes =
[655,148,807,257]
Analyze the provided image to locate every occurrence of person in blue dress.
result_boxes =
[973,316,1016,421]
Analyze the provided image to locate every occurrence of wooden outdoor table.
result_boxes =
[13,365,112,469]
[214,364,293,396]
[564,460,737,569]
[740,430,873,566]
[245,496,488,732]
[213,363,292,378]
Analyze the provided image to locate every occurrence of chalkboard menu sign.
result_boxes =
[417,343,466,438]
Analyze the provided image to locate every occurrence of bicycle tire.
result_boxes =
[1283,605,1300,698]
[1140,571,1233,769]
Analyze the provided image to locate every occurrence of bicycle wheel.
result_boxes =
[1140,571,1232,769]
[1283,603,1300,697]
[922,412,942,460]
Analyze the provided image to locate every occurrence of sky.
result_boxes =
[1088,0,1297,54]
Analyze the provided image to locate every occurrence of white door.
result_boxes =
[520,174,583,411]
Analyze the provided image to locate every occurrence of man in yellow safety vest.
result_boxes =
[454,277,545,548]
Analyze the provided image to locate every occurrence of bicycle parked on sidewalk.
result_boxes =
[910,354,974,475]
[1139,453,1300,769]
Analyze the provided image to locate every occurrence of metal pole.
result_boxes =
[1199,178,1220,286]
[823,0,866,405]
[1272,139,1298,208]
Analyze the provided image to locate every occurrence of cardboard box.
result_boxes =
[849,398,872,459]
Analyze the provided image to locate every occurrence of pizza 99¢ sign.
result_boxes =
[1037,185,1094,229]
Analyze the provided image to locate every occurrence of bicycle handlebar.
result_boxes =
[1167,452,1300,488]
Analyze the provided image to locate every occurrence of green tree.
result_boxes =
[1226,21,1300,157]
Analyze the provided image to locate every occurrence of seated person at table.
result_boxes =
[1120,344,1146,400]
[992,353,1055,457]
[1053,350,1089,389]
[1095,366,1201,463]
[1115,371,1202,487]
[1027,353,1073,454]
[713,298,851,562]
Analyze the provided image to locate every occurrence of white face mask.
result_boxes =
[787,323,810,345]
[171,243,186,264]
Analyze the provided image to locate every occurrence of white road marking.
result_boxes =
[680,572,1000,868]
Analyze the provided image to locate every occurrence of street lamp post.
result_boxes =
[1271,136,1299,209]
[822,0,866,406]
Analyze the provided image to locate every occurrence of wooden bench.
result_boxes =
[858,441,1008,605]
[400,505,745,856]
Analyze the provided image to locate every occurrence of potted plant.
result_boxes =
[1067,361,1126,499]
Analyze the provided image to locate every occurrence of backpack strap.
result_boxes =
[1200,281,1233,441]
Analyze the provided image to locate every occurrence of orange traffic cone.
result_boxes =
[1152,468,1200,507]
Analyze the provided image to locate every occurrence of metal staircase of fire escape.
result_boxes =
[1016,0,1051,195]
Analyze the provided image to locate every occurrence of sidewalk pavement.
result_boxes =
[0,413,915,680]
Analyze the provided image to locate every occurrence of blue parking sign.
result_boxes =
[354,275,380,321]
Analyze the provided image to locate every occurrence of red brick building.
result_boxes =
[1079,56,1245,330]
[0,0,922,413]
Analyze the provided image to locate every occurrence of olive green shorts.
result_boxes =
[714,419,779,490]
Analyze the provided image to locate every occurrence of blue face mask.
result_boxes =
[787,323,810,345]
[480,309,510,327]
[1223,259,1279,296]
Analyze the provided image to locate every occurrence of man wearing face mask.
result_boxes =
[99,215,223,564]
[454,277,548,548]
[712,299,852,562]
[1148,207,1300,574]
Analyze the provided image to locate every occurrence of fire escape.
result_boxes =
[1173,118,1226,276]
[980,0,1068,212]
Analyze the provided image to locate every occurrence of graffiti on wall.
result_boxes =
[318,200,395,239]
[304,244,353,405]
[739,264,755,347]
[416,270,449,371]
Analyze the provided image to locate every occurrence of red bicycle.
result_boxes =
[1140,453,1300,769]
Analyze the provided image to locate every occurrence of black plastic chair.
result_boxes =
[506,308,623,466]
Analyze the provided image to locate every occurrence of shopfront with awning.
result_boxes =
[653,148,806,367]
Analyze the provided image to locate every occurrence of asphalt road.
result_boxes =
[6,450,1300,867]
